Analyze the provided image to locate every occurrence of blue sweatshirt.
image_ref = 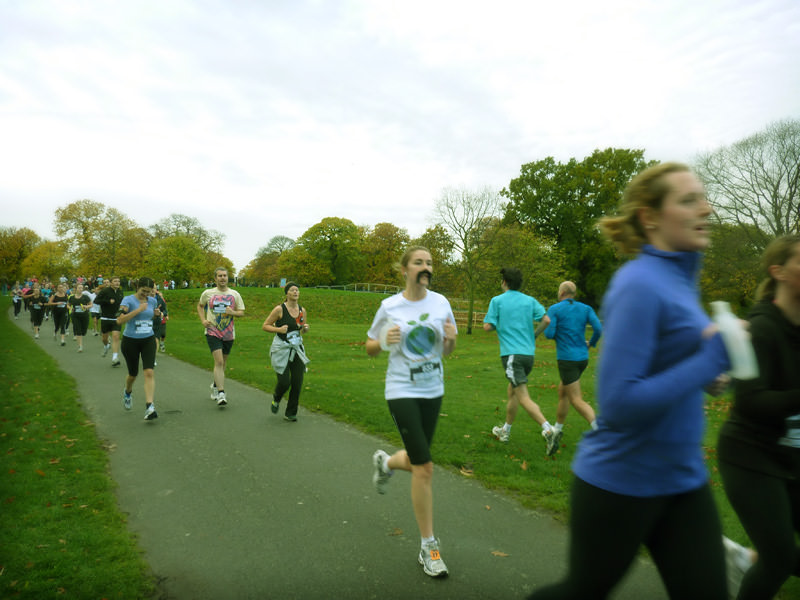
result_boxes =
[544,299,602,361]
[483,290,546,356]
[572,245,730,497]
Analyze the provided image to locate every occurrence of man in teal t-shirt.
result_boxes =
[483,267,556,454]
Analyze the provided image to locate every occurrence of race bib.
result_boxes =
[409,360,441,383]
[134,320,154,335]
[778,414,800,449]
[212,299,231,314]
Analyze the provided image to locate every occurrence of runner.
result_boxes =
[262,282,310,422]
[197,267,245,406]
[12,282,23,319]
[95,277,124,366]
[88,285,101,336]
[23,282,45,339]
[68,282,93,352]
[367,246,458,578]
[152,288,168,352]
[117,277,161,420]
[47,283,70,346]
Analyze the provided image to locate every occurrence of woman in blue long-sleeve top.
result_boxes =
[528,162,732,600]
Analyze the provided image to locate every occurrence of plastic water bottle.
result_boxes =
[710,301,759,380]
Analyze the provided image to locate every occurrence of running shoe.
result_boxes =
[216,391,227,406]
[546,430,563,457]
[111,359,121,367]
[284,414,297,422]
[102,344,110,357]
[93,331,98,336]
[123,391,132,410]
[492,425,509,443]
[542,428,555,455]
[144,404,158,420]
[418,539,449,577]
[77,346,83,353]
[723,536,752,599]
[270,396,279,414]
[159,342,165,352]
[60,341,65,347]
[372,449,392,494]
[210,383,219,401]
[34,333,39,339]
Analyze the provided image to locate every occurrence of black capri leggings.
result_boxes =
[121,335,157,377]
[72,312,90,337]
[386,396,442,465]
[274,353,305,419]
[718,459,800,599]
[527,476,727,600]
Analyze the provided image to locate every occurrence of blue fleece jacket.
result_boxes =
[572,245,731,497]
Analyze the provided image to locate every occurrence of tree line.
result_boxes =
[3,119,797,318]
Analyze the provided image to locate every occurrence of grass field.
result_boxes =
[3,287,798,598]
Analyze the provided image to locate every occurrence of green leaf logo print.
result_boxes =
[404,313,436,357]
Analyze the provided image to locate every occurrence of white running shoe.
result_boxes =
[372,450,392,494]
[723,536,753,599]
[216,391,227,406]
[144,404,158,420]
[492,425,509,443]
[418,539,449,577]
[210,383,219,401]
[546,430,563,456]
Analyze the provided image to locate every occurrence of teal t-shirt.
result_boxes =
[483,290,546,356]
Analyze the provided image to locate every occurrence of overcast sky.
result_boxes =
[2,0,799,271]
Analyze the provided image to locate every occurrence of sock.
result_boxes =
[112,353,118,360]
[382,455,392,473]
[502,423,512,433]
[542,421,552,432]
[218,389,224,394]
[590,420,598,431]
[421,535,436,547]
[553,422,564,433]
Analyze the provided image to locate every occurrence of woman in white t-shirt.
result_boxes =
[366,246,457,579]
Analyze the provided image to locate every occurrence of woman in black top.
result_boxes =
[48,283,70,346]
[69,283,93,352]
[262,282,310,421]
[718,234,800,599]
[24,283,45,339]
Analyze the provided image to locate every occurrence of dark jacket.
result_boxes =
[717,300,800,479]
[95,286,124,319]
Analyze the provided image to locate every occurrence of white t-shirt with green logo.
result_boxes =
[368,290,456,400]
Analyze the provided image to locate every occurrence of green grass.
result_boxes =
[4,288,799,598]
[0,298,154,599]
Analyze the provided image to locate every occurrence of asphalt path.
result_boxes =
[9,310,667,599]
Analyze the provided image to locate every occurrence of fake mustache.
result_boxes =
[417,270,433,283]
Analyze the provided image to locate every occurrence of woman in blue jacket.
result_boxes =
[529,163,732,599]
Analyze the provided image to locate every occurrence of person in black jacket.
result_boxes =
[95,276,124,366]
[717,234,800,599]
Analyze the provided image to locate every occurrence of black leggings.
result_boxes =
[72,312,89,337]
[13,300,22,317]
[528,477,727,600]
[52,308,69,335]
[121,336,157,377]
[274,354,305,418]
[719,459,800,599]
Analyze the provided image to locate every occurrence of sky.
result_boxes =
[1,0,799,272]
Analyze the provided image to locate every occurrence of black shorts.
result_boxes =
[121,335,157,376]
[386,396,442,465]
[206,334,234,355]
[557,359,588,385]
[501,354,534,387]
[101,318,121,334]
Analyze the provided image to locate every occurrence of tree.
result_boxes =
[21,241,75,281]
[240,236,296,286]
[0,227,41,284]
[296,217,366,286]
[150,214,225,254]
[434,186,501,333]
[502,148,654,305]
[474,222,568,308]
[362,223,410,284]
[694,118,800,252]
[700,223,763,313]
[144,235,208,285]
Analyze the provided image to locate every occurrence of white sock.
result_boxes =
[112,353,118,360]
[590,420,598,431]
[542,421,552,432]
[421,535,436,547]
[553,422,564,433]
[502,423,512,433]
[382,455,392,473]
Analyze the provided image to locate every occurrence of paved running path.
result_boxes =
[9,311,667,599]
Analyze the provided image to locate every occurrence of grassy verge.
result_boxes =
[0,297,154,600]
